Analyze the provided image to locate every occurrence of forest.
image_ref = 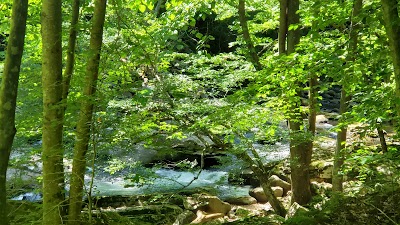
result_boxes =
[1,0,400,224]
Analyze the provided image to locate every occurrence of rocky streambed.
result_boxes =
[7,114,347,224]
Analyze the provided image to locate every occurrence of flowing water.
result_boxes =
[11,141,291,201]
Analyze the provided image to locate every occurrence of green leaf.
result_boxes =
[195,33,203,39]
[138,4,146,13]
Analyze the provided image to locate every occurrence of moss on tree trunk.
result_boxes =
[41,0,65,223]
[0,0,28,224]
[67,0,107,224]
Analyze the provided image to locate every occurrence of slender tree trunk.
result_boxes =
[63,0,81,102]
[381,0,400,121]
[279,0,288,54]
[377,125,388,153]
[305,75,318,167]
[332,89,349,192]
[67,0,107,224]
[238,0,262,71]
[332,0,362,192]
[0,1,28,224]
[41,0,65,223]
[238,151,286,217]
[154,0,166,17]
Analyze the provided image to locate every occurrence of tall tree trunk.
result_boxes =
[279,0,288,54]
[332,0,362,192]
[41,0,65,223]
[63,0,81,102]
[0,0,28,224]
[285,0,313,205]
[67,0,107,223]
[381,0,400,121]
[238,0,262,70]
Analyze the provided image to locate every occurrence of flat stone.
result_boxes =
[224,196,257,205]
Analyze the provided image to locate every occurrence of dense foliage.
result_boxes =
[2,0,400,224]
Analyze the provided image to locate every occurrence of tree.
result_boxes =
[63,0,81,101]
[278,0,287,55]
[381,0,400,122]
[332,0,363,192]
[41,0,65,223]
[238,0,262,70]
[236,0,286,216]
[0,0,28,224]
[67,0,107,223]
[279,0,313,205]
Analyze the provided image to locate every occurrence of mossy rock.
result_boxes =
[86,204,183,225]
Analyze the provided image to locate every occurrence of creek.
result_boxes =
[10,141,291,201]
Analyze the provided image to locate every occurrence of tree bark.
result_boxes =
[381,0,400,121]
[284,0,313,206]
[332,0,362,192]
[62,0,81,102]
[154,0,166,17]
[377,125,388,153]
[41,0,65,223]
[332,89,349,192]
[238,0,262,71]
[279,0,288,54]
[67,0,107,224]
[0,0,28,224]
[238,151,286,217]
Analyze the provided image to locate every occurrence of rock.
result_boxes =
[90,204,183,224]
[311,181,333,195]
[249,186,283,203]
[316,115,334,130]
[191,210,225,224]
[249,187,268,203]
[173,210,196,225]
[280,191,292,209]
[183,197,205,211]
[172,135,206,150]
[184,195,231,215]
[310,160,333,180]
[272,186,284,198]
[316,115,329,124]
[286,202,309,219]
[224,196,257,205]
[98,204,183,216]
[199,195,231,215]
[269,175,291,193]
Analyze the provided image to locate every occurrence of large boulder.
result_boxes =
[269,175,291,194]
[272,186,284,198]
[224,196,257,205]
[249,187,268,203]
[184,195,231,215]
[249,186,283,203]
[199,195,232,214]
